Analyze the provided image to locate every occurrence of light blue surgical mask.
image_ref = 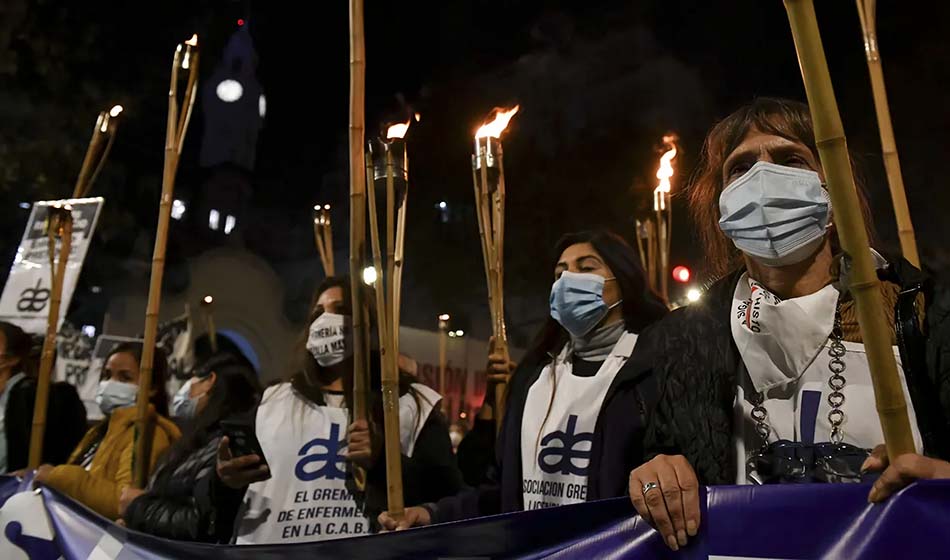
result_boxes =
[171,379,208,420]
[718,161,831,267]
[550,271,621,338]
[95,379,138,416]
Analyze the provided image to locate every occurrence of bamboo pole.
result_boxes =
[348,0,369,427]
[28,207,73,468]
[365,152,405,520]
[635,220,648,273]
[784,0,915,458]
[73,114,107,199]
[134,36,199,488]
[855,0,919,267]
[472,138,510,432]
[438,314,449,413]
[491,152,509,428]
[200,296,217,354]
[73,106,123,199]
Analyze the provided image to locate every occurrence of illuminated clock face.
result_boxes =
[216,79,244,102]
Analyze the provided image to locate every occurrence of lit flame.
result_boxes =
[109,105,124,117]
[185,34,198,47]
[386,120,411,139]
[475,105,520,139]
[654,134,678,211]
[414,112,421,122]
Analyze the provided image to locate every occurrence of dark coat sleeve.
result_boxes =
[925,282,950,459]
[5,379,87,472]
[124,436,246,543]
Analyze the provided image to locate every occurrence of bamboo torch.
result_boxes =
[134,34,200,488]
[27,205,74,468]
[438,313,449,413]
[652,136,677,302]
[200,295,218,354]
[472,105,519,432]
[73,105,124,199]
[784,0,915,458]
[313,204,336,276]
[855,0,919,267]
[365,119,412,521]
[347,0,371,498]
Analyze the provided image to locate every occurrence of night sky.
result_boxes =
[3,0,949,345]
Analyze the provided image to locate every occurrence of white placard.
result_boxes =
[0,198,104,334]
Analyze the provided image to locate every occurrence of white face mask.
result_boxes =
[718,161,832,267]
[95,379,138,416]
[306,313,353,367]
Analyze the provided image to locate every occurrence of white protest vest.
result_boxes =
[520,331,637,510]
[236,382,440,544]
[730,276,924,484]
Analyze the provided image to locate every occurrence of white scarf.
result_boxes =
[730,273,839,394]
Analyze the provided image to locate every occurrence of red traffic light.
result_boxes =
[672,266,691,283]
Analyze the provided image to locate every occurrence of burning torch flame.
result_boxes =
[185,34,198,46]
[109,105,124,118]
[386,120,411,140]
[654,134,678,211]
[475,105,520,139]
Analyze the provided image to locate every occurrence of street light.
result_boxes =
[686,288,701,303]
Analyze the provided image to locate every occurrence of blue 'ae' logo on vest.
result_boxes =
[295,423,347,481]
[538,414,594,476]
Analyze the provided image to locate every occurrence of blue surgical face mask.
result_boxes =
[718,161,831,267]
[549,271,621,338]
[171,378,208,420]
[95,379,138,416]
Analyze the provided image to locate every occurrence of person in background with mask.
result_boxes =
[35,342,180,520]
[119,354,260,542]
[1,321,86,473]
[380,230,669,530]
[219,276,462,544]
[627,98,950,552]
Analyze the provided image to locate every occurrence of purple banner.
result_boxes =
[1,475,948,558]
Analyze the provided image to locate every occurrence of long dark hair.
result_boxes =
[102,342,170,417]
[153,354,261,484]
[521,230,669,369]
[688,97,876,279]
[288,276,423,425]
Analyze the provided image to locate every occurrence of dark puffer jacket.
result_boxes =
[637,260,950,485]
[123,429,245,543]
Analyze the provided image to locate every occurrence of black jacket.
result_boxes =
[637,261,950,485]
[429,344,658,523]
[5,376,87,472]
[124,428,246,543]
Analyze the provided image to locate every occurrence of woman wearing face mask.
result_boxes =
[627,97,950,552]
[119,354,260,542]
[379,230,669,530]
[35,342,180,520]
[220,276,462,544]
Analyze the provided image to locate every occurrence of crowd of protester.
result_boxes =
[2,97,949,551]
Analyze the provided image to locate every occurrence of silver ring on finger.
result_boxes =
[642,481,659,495]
